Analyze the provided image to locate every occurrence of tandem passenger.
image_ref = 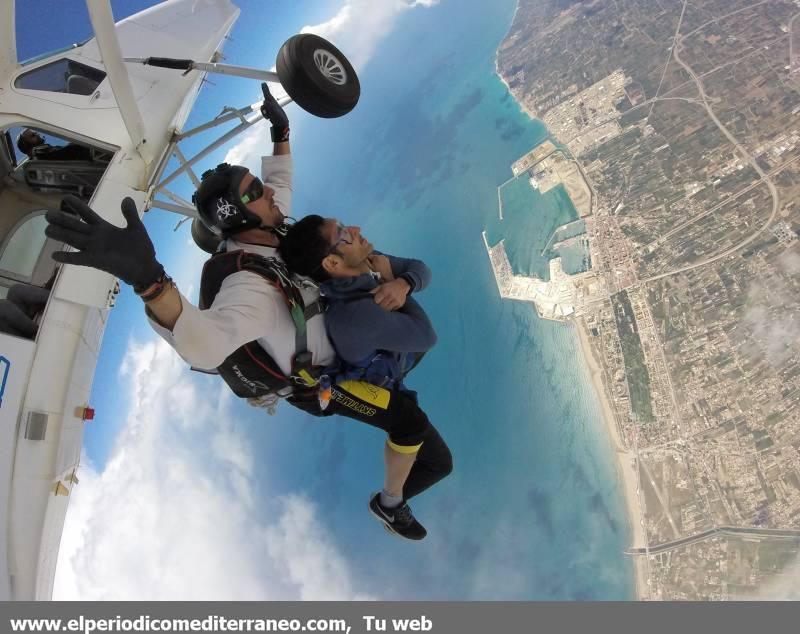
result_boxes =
[280,215,448,540]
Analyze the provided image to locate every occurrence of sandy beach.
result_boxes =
[575,318,650,600]
[494,58,539,122]
[493,3,540,123]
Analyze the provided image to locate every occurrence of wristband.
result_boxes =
[271,125,290,143]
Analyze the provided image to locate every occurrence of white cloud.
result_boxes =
[300,0,438,71]
[743,250,800,366]
[54,337,373,600]
[750,556,800,600]
[222,0,439,168]
[223,119,270,174]
[778,249,800,274]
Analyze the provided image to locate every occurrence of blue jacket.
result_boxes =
[320,253,436,389]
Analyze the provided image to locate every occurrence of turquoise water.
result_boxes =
[547,219,592,275]
[235,0,635,599]
[553,235,592,275]
[489,175,580,280]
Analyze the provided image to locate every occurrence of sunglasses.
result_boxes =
[325,222,354,257]
[239,177,264,206]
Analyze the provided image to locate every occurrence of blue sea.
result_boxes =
[488,175,582,280]
[239,0,636,599]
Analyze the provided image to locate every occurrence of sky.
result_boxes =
[13,0,450,600]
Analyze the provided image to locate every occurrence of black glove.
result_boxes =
[260,82,289,143]
[45,195,164,292]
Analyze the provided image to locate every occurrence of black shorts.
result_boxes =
[290,380,428,448]
[288,380,452,500]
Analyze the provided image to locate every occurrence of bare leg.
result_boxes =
[383,442,417,499]
[370,442,427,540]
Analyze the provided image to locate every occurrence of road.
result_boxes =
[679,0,773,42]
[640,152,800,254]
[627,525,800,556]
[646,0,690,120]
[641,28,781,284]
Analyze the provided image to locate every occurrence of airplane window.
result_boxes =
[14,58,105,96]
[3,125,113,205]
[9,125,95,162]
[0,214,48,280]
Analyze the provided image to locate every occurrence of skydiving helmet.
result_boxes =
[192,163,265,236]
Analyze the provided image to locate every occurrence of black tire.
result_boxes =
[276,34,360,119]
[191,218,223,254]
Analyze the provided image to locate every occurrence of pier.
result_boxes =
[482,231,592,321]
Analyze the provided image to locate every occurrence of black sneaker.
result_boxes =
[368,493,427,540]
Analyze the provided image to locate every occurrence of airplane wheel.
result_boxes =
[191,218,223,254]
[276,34,360,118]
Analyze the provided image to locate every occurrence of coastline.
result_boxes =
[495,0,648,599]
[493,2,539,123]
[575,318,649,600]
[494,56,539,123]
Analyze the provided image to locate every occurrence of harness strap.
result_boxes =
[292,301,310,384]
[304,299,324,321]
[200,249,326,397]
[289,299,323,366]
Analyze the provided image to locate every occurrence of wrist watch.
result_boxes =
[399,273,416,293]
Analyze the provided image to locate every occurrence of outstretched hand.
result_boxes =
[260,82,290,143]
[45,196,164,291]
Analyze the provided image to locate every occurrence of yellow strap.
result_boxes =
[338,380,391,410]
[387,439,423,455]
[297,369,318,387]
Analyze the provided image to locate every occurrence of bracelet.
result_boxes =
[134,274,163,298]
[142,282,172,303]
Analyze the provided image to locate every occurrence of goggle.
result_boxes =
[239,177,264,206]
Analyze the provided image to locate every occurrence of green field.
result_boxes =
[611,290,654,423]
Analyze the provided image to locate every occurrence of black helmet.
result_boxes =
[192,163,264,236]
